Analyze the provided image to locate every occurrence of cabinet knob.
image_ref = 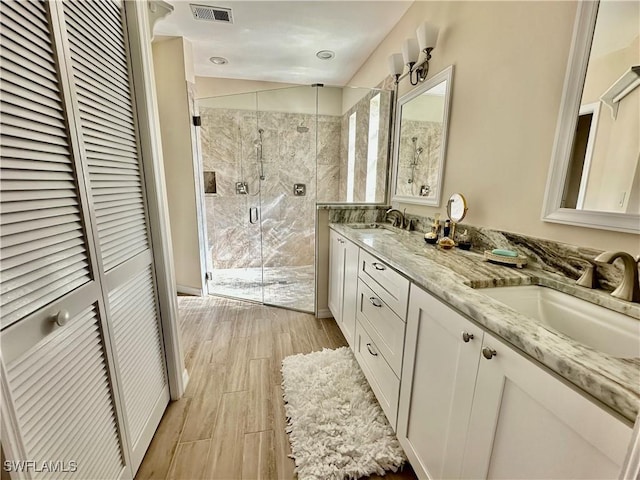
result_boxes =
[462,331,474,343]
[482,346,497,359]
[54,309,70,327]
[366,343,378,356]
[369,297,383,308]
[371,262,386,271]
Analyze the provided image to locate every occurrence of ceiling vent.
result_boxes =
[190,4,233,23]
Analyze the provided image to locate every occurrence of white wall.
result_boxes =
[347,0,639,254]
[195,76,344,116]
[152,37,204,292]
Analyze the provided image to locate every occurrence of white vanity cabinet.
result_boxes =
[354,318,402,427]
[461,331,632,480]
[351,244,410,429]
[328,230,359,347]
[400,284,633,480]
[397,284,485,479]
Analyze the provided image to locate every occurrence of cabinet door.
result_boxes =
[461,332,632,480]
[397,285,484,480]
[59,0,169,472]
[340,239,359,347]
[328,230,344,324]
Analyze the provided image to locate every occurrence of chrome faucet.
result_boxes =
[594,251,640,303]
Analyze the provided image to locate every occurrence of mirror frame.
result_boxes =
[541,1,640,233]
[391,65,454,207]
[447,192,468,223]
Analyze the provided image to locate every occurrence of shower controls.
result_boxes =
[236,181,248,194]
[293,184,306,196]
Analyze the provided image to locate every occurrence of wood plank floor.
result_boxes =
[136,295,417,480]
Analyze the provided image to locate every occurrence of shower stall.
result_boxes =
[198,85,391,313]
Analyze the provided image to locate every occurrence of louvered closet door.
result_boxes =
[60,0,169,471]
[0,1,127,478]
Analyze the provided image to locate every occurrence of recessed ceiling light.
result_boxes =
[209,56,228,65]
[316,50,335,60]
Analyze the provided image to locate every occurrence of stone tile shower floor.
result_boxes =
[207,265,315,312]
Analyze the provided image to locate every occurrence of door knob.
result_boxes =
[54,309,70,327]
[482,346,497,359]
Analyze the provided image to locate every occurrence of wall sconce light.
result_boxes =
[388,21,439,85]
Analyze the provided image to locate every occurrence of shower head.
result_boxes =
[258,128,264,135]
[412,136,418,143]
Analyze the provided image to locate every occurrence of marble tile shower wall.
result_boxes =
[395,120,442,197]
[200,107,342,270]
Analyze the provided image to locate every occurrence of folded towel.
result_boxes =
[491,248,518,257]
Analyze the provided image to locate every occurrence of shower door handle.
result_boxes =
[249,207,259,224]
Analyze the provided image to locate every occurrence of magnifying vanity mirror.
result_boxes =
[446,192,467,241]
[447,192,468,223]
[391,65,454,206]
[542,1,639,233]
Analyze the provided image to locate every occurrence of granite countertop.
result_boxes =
[330,223,640,423]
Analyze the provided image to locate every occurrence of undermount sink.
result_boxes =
[347,224,395,235]
[480,285,640,358]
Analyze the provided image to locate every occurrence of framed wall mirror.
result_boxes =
[391,65,454,206]
[542,1,639,233]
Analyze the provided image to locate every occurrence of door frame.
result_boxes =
[123,1,187,400]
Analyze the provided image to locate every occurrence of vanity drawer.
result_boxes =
[359,250,410,319]
[354,319,400,429]
[357,278,406,376]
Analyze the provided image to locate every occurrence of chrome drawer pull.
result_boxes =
[366,343,378,356]
[371,262,386,271]
[369,297,383,308]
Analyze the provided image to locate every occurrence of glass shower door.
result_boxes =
[199,92,264,303]
[256,86,318,312]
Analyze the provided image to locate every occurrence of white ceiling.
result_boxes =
[153,1,413,86]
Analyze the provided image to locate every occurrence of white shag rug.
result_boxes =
[281,347,407,480]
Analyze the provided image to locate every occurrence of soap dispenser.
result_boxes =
[424,214,440,244]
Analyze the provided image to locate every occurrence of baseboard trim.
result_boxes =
[316,308,333,319]
[181,368,190,394]
[177,284,203,296]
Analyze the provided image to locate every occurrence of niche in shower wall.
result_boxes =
[203,171,217,194]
